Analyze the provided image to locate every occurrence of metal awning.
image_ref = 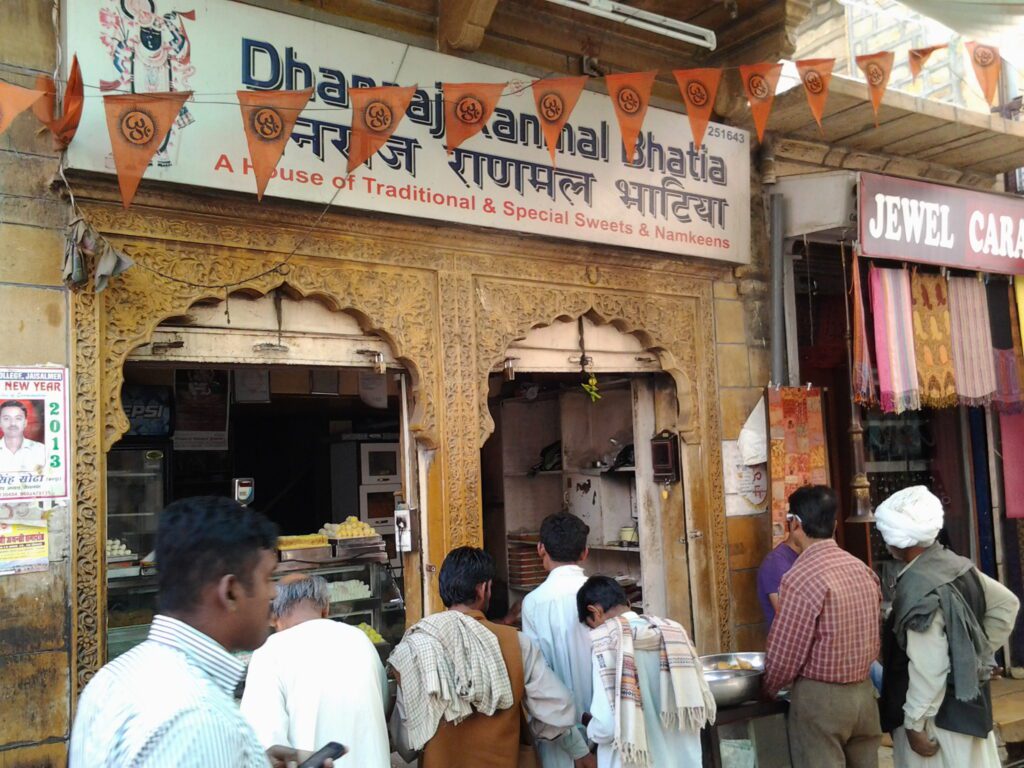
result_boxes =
[737,75,1024,177]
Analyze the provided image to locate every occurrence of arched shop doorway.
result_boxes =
[92,289,426,668]
[480,316,699,635]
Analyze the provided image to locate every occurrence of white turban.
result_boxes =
[874,486,944,549]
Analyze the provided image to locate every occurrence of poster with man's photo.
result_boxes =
[0,368,70,502]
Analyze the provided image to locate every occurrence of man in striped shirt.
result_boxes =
[764,485,882,768]
[70,496,335,768]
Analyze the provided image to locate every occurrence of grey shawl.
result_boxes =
[892,544,988,703]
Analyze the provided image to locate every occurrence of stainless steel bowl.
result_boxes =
[700,652,765,708]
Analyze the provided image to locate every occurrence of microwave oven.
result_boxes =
[360,442,401,485]
[359,483,401,531]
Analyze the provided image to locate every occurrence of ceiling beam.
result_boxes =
[438,0,499,53]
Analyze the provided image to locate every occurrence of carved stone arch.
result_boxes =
[472,277,704,447]
[469,275,730,651]
[99,244,440,451]
[73,242,442,692]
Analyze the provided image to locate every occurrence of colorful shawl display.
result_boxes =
[910,271,957,408]
[591,614,715,768]
[988,280,1024,413]
[851,251,876,406]
[948,277,997,407]
[869,266,920,414]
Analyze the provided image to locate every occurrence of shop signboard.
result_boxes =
[64,0,751,264]
[860,172,1024,274]
[0,368,69,502]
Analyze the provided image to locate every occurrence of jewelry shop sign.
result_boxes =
[0,368,70,502]
[860,172,1024,274]
[65,0,750,263]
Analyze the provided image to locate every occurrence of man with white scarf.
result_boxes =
[388,546,591,768]
[577,575,715,768]
[875,486,1019,768]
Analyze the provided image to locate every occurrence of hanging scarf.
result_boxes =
[387,611,514,751]
[1015,277,1024,355]
[948,277,997,407]
[591,614,715,768]
[910,271,957,408]
[1008,283,1024,399]
[988,280,1024,413]
[869,266,920,414]
[851,251,877,406]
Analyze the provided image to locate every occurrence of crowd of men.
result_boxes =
[68,482,1019,767]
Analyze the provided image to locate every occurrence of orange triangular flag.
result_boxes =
[855,51,894,126]
[531,76,588,166]
[795,58,834,133]
[966,42,1001,106]
[908,44,947,81]
[0,82,46,136]
[34,55,84,148]
[347,85,417,173]
[238,88,313,200]
[672,68,722,151]
[605,71,657,163]
[443,82,505,154]
[32,76,55,127]
[739,63,783,143]
[103,91,192,208]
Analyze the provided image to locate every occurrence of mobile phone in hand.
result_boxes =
[296,742,347,768]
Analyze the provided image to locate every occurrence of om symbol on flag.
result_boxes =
[686,81,709,107]
[252,108,284,140]
[802,70,825,94]
[748,74,770,100]
[617,87,642,115]
[455,95,485,125]
[120,110,155,145]
[365,101,394,133]
[539,92,565,123]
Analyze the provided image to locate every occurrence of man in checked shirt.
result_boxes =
[764,485,883,768]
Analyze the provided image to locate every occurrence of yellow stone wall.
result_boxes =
[0,0,75,763]
[715,166,774,653]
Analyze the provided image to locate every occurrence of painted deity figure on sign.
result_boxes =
[99,0,196,166]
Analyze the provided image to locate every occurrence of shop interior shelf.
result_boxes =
[329,596,380,610]
[866,460,928,473]
[589,544,641,553]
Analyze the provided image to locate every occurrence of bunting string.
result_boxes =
[0,35,1009,291]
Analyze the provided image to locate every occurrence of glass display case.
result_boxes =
[106,559,404,662]
[107,443,170,560]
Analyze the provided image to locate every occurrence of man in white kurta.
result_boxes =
[587,612,703,768]
[890,573,1017,768]
[522,513,595,768]
[875,486,1021,768]
[240,574,391,767]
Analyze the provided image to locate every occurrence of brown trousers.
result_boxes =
[788,677,881,768]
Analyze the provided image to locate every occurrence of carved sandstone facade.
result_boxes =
[68,176,737,692]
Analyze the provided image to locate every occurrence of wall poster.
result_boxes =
[0,367,70,503]
[767,387,829,545]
